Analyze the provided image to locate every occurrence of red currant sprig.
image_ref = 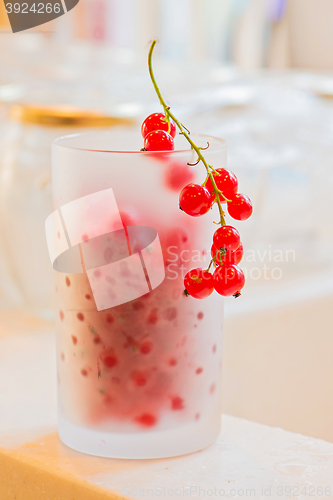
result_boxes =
[179,184,214,217]
[211,242,244,266]
[205,168,238,204]
[143,39,253,299]
[184,268,214,299]
[213,264,245,298]
[227,193,253,221]
[144,130,175,151]
[141,112,177,139]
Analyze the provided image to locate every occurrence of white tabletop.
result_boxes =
[0,320,332,500]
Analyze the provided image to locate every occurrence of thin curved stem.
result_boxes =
[206,258,215,273]
[148,40,226,227]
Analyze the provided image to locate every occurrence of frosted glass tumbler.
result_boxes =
[48,130,226,459]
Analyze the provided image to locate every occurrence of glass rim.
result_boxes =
[52,131,227,155]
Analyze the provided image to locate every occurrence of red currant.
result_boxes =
[205,168,238,203]
[213,225,240,253]
[179,183,214,217]
[227,193,253,221]
[184,268,214,299]
[144,130,175,151]
[211,241,244,266]
[213,264,245,297]
[141,113,176,139]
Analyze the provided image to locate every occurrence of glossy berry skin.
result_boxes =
[213,225,240,253]
[184,268,214,299]
[179,183,214,217]
[141,113,177,139]
[206,168,238,203]
[213,264,245,297]
[211,242,244,266]
[144,130,175,151]
[227,193,253,221]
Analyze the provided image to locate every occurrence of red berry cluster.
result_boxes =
[141,113,176,151]
[180,170,252,299]
[142,39,253,300]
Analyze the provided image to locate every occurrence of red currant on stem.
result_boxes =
[227,193,253,221]
[213,225,240,253]
[184,268,214,299]
[205,168,238,203]
[141,112,176,139]
[146,39,252,300]
[211,242,244,266]
[179,183,214,217]
[144,130,174,151]
[213,264,245,297]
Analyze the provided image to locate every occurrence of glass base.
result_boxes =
[58,413,221,459]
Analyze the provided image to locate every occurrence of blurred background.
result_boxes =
[0,0,333,443]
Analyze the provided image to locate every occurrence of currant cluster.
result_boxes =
[142,39,253,301]
[179,168,252,299]
[141,113,176,151]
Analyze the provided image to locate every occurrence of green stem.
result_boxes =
[148,40,226,227]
